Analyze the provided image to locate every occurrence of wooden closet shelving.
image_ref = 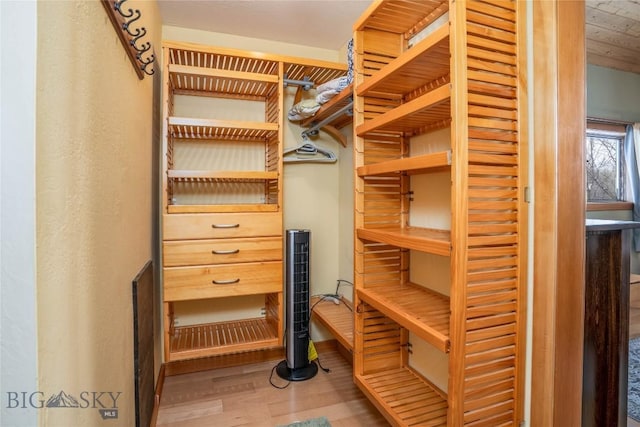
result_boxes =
[310,296,354,352]
[358,283,450,352]
[161,41,347,365]
[357,227,451,256]
[353,0,526,425]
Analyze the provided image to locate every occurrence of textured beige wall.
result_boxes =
[36,1,161,425]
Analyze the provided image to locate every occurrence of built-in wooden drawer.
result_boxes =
[163,213,282,240]
[163,237,282,267]
[163,261,282,301]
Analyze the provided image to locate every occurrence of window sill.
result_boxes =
[587,202,633,211]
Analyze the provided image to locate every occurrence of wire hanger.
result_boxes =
[283,135,337,164]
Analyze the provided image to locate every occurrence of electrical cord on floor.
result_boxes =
[315,354,330,373]
[269,364,290,389]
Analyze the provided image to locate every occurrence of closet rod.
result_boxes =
[283,78,314,90]
[302,101,353,138]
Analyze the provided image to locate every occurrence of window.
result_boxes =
[586,122,626,202]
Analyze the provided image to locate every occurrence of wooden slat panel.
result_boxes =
[357,85,451,136]
[168,170,278,181]
[357,226,451,256]
[358,23,450,97]
[311,296,354,351]
[354,0,449,34]
[360,282,450,352]
[355,367,447,427]
[357,151,451,176]
[353,0,525,424]
[169,317,279,361]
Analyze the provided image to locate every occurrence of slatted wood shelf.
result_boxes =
[354,0,449,35]
[310,296,353,351]
[357,150,451,176]
[168,317,279,361]
[168,170,278,182]
[353,0,525,424]
[359,283,450,352]
[167,204,279,214]
[355,367,448,427]
[301,84,354,130]
[356,84,451,137]
[357,24,450,99]
[169,63,279,99]
[357,226,451,256]
[165,40,347,92]
[168,117,279,141]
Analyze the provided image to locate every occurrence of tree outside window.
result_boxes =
[586,130,625,202]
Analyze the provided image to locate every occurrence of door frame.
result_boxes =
[530,1,586,425]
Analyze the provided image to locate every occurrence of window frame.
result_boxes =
[585,120,628,209]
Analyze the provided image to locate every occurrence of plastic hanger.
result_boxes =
[283,136,337,164]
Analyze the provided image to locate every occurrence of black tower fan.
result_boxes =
[276,229,318,381]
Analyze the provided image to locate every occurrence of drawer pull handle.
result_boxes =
[212,249,240,255]
[212,278,240,285]
[211,223,240,229]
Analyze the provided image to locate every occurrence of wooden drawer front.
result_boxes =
[163,237,282,267]
[163,261,282,301]
[163,213,282,240]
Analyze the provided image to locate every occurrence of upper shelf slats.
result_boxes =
[357,24,450,98]
[354,0,449,34]
[283,62,347,88]
[356,84,451,136]
[168,170,278,182]
[165,41,347,95]
[357,150,451,176]
[168,117,278,141]
[169,64,279,98]
[357,226,451,256]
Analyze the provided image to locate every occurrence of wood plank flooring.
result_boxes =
[156,280,640,426]
[156,346,390,426]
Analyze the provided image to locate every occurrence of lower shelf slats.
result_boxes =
[169,317,279,361]
[357,367,448,427]
[359,283,450,352]
[310,296,354,351]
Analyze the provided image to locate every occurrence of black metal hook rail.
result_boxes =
[101,0,155,79]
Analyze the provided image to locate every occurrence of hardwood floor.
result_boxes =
[156,280,640,426]
[156,345,390,426]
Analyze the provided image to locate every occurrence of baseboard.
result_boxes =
[160,340,350,378]
[313,339,353,366]
[164,347,285,376]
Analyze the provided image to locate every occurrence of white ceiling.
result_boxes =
[157,0,374,50]
[157,1,640,74]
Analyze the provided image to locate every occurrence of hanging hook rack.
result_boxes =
[101,0,155,79]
